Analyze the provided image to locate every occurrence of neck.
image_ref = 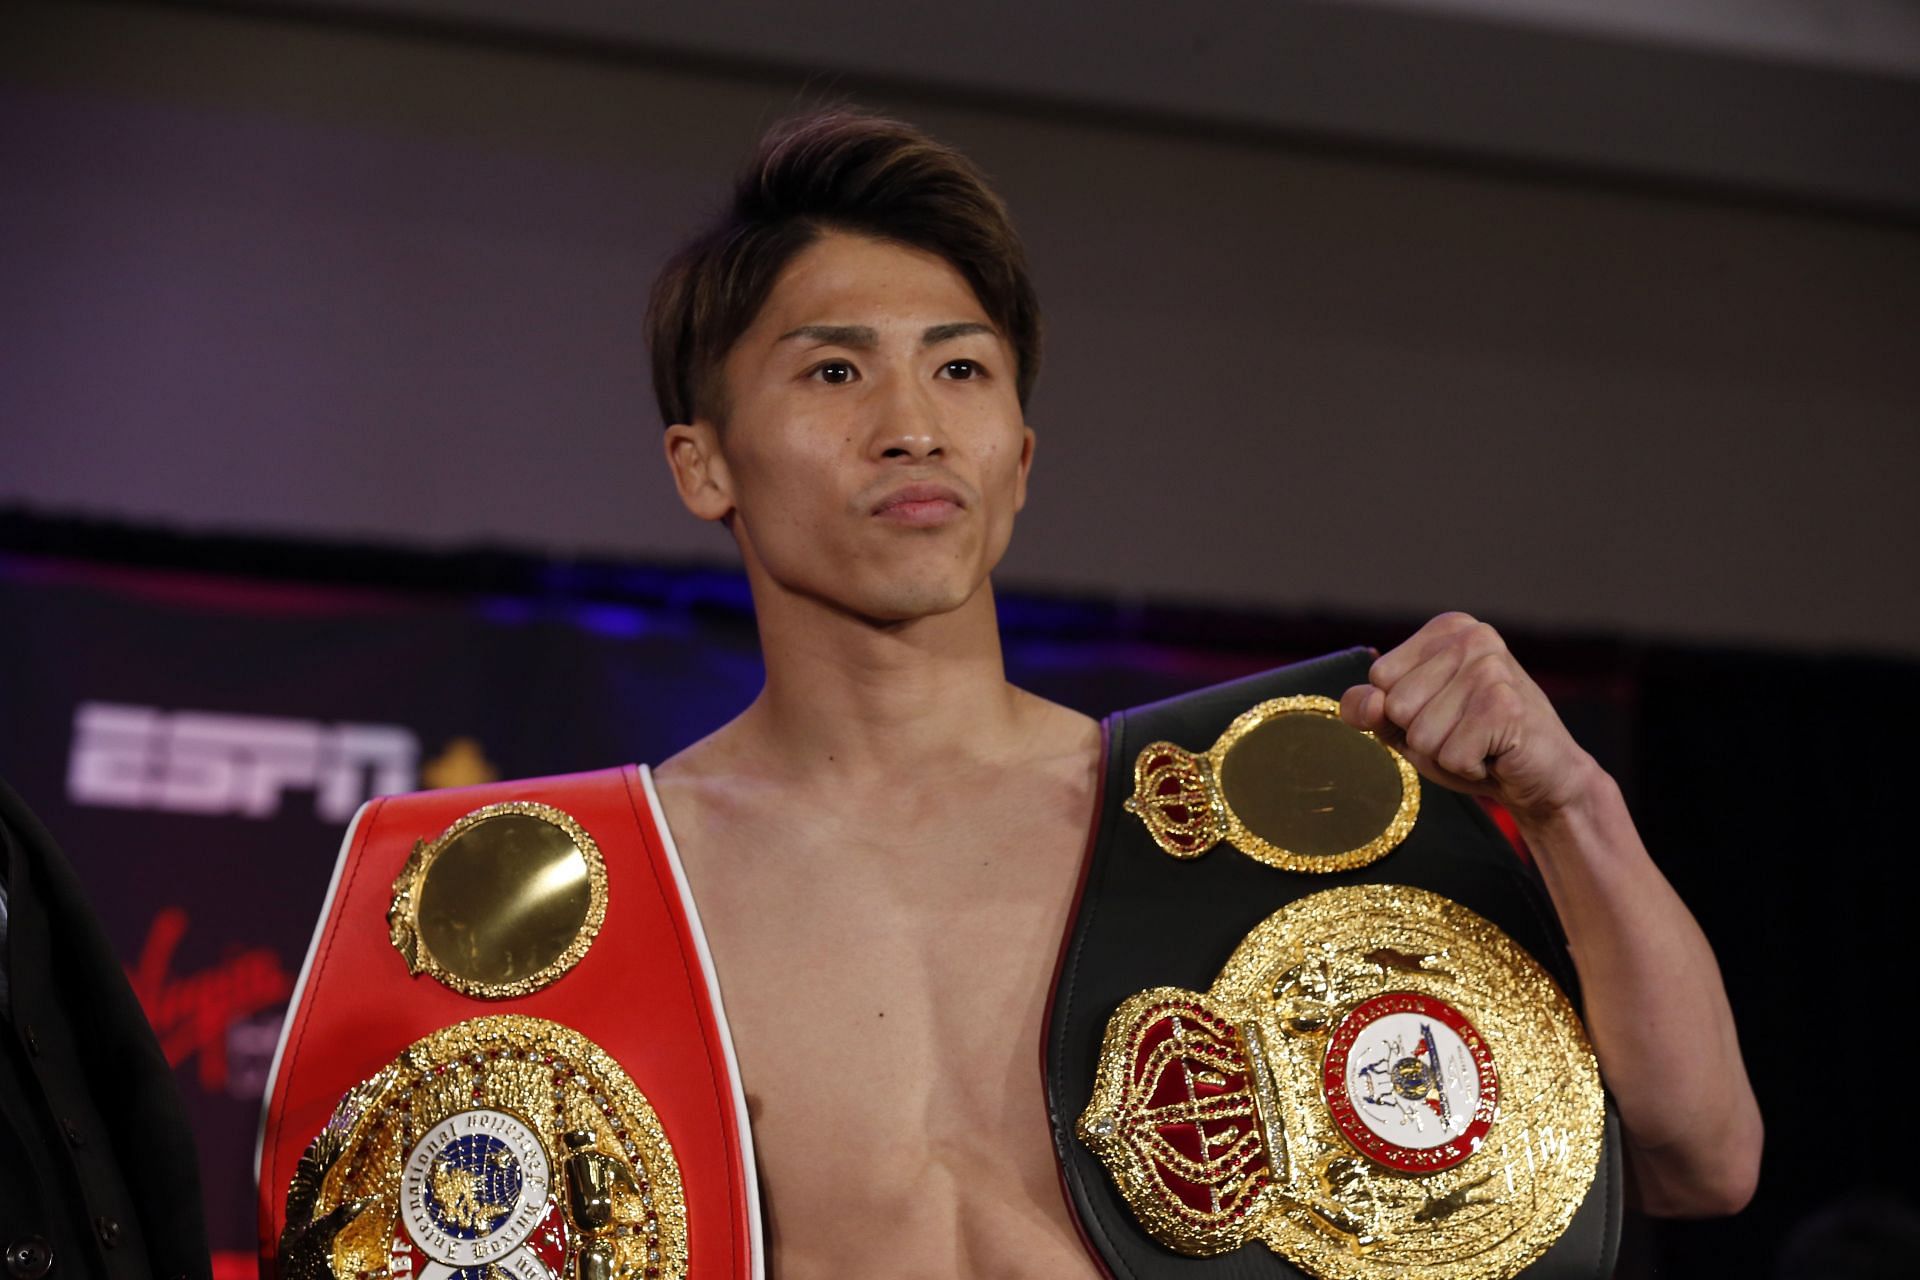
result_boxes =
[733,578,1028,784]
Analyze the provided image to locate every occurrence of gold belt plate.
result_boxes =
[388,802,609,1000]
[1125,696,1420,872]
[1078,885,1604,1280]
[285,1015,687,1280]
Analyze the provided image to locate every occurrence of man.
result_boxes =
[644,110,1761,1276]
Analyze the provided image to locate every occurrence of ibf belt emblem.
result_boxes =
[1078,885,1603,1280]
[280,1016,685,1280]
[397,1110,559,1280]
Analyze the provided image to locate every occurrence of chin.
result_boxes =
[837,568,988,625]
[747,529,1005,625]
[857,584,979,625]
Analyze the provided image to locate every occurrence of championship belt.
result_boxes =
[258,769,759,1280]
[1046,651,1621,1278]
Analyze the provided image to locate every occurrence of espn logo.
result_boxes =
[68,702,419,821]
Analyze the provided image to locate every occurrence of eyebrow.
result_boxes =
[775,321,999,349]
[920,321,997,346]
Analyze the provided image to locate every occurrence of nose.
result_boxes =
[871,377,947,463]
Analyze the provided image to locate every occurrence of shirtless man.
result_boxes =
[646,111,1761,1276]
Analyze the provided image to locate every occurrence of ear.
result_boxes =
[663,420,736,523]
[1012,424,1036,513]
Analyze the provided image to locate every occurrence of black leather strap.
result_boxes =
[1045,650,1622,1279]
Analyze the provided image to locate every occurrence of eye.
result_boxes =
[810,360,858,385]
[939,359,983,381]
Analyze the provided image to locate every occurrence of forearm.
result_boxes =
[1515,757,1762,1217]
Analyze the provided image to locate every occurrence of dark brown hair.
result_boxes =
[646,108,1042,426]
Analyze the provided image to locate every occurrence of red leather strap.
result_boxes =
[257,767,751,1279]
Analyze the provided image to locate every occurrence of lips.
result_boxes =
[871,481,967,526]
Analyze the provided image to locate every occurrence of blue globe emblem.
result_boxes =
[423,1133,525,1240]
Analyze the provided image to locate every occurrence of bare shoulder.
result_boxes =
[948,689,1101,861]
[1007,688,1101,771]
[647,729,714,820]
[650,716,741,789]
[647,717,783,871]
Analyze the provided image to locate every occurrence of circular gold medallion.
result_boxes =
[1126,696,1420,872]
[388,802,608,999]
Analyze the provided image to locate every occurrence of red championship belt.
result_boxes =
[257,767,760,1280]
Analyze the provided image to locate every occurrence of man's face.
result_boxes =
[671,231,1034,624]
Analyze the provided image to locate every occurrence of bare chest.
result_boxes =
[669,777,1099,1276]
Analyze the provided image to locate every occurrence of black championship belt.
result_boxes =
[1045,649,1622,1280]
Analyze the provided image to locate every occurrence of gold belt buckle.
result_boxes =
[283,1016,687,1280]
[1079,885,1604,1280]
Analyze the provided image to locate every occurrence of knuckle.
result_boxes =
[1467,620,1505,652]
[1476,680,1524,719]
[1465,649,1513,681]
[1383,685,1421,725]
[1405,721,1444,758]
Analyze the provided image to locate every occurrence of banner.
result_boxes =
[0,553,1631,1268]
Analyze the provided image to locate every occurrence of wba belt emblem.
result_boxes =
[281,1016,687,1280]
[1078,885,1603,1280]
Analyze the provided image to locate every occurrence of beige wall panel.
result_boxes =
[3,3,1915,653]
